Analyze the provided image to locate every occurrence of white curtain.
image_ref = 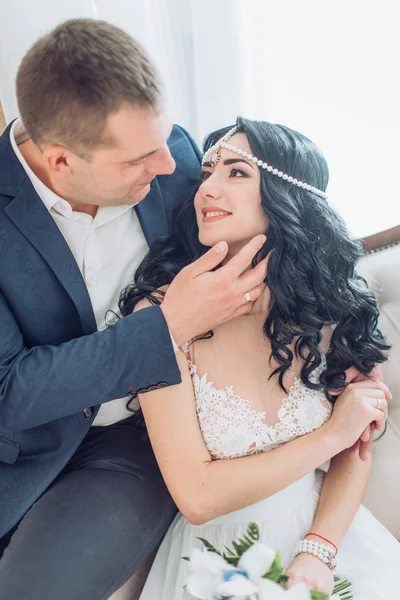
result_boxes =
[0,0,399,237]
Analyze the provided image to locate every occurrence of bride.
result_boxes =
[119,117,400,598]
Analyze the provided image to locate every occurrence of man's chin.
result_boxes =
[129,183,151,204]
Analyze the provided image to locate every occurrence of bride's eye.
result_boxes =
[230,168,247,178]
[201,170,211,180]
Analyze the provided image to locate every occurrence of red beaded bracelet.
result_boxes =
[305,532,338,555]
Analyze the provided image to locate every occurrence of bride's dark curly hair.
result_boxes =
[119,117,390,398]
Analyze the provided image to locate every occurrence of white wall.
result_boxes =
[0,0,399,237]
[0,0,158,121]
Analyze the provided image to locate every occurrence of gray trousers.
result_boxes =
[0,412,177,600]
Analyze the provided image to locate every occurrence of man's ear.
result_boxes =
[43,145,74,176]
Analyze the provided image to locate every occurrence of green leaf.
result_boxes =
[224,545,236,556]
[196,537,222,557]
[333,577,353,599]
[181,556,190,562]
[310,592,329,600]
[223,554,239,566]
[262,551,284,583]
[232,540,242,554]
[247,522,260,541]
[308,578,352,600]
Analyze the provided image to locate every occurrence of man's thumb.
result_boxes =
[189,241,228,277]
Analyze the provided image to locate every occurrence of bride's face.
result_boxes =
[194,133,269,255]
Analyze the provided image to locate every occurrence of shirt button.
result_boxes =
[88,276,98,285]
[83,408,93,419]
[60,200,70,211]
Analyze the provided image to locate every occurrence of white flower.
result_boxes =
[187,542,280,599]
[215,569,258,596]
[186,549,229,600]
[238,542,276,580]
[258,579,311,599]
[188,548,228,574]
[215,542,276,598]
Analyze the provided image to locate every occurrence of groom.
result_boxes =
[0,18,267,599]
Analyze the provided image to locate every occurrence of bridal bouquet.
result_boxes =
[184,523,352,600]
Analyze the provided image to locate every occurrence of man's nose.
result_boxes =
[147,146,176,176]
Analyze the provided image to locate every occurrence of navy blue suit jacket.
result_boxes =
[0,121,201,536]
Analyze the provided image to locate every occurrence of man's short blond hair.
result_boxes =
[16,19,163,158]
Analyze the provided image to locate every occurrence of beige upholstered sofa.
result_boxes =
[112,226,400,599]
[357,226,400,540]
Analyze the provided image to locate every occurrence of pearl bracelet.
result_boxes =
[294,539,337,572]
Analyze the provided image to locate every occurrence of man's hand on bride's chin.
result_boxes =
[160,235,268,346]
[284,552,334,596]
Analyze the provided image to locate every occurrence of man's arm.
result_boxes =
[0,291,180,431]
[0,234,268,432]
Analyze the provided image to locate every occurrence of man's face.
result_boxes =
[63,105,175,208]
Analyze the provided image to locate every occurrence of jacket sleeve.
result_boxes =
[0,291,181,431]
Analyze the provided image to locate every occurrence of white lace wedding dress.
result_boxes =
[139,324,400,600]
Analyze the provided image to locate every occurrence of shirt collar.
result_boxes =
[10,118,67,213]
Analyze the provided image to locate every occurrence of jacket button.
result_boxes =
[83,408,93,419]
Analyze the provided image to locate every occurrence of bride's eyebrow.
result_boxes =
[223,158,254,169]
[202,158,254,169]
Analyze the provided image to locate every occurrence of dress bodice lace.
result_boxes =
[188,359,332,460]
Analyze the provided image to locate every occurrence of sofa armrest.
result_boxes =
[357,225,400,539]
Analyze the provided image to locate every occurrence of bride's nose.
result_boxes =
[201,179,223,201]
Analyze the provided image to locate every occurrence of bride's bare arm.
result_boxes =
[307,441,372,549]
[284,442,372,594]
[138,344,387,525]
[304,366,386,549]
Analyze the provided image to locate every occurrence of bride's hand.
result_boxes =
[285,553,334,595]
[343,363,386,460]
[325,379,390,453]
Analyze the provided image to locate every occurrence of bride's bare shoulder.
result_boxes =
[319,324,334,353]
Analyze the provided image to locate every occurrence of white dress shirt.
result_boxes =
[11,118,148,425]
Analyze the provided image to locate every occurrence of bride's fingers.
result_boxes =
[343,366,360,384]
[363,396,388,422]
[373,410,387,431]
[361,423,376,457]
[359,434,373,461]
[360,425,371,443]
[354,380,391,400]
[330,379,391,401]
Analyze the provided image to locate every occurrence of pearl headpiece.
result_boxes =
[202,126,328,200]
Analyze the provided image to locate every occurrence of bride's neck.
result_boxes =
[221,242,249,267]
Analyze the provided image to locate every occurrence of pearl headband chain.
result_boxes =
[202,126,328,200]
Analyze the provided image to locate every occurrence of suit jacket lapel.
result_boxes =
[134,178,170,245]
[4,179,97,334]
[1,120,170,332]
